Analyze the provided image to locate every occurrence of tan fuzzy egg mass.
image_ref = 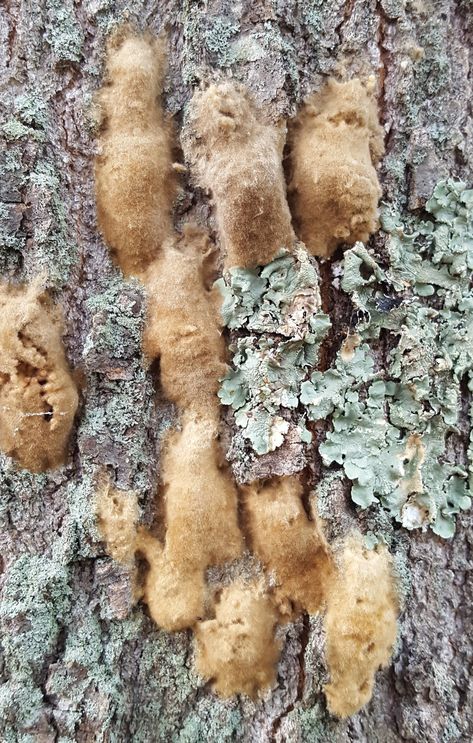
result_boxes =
[142,225,227,419]
[136,412,243,631]
[95,29,176,276]
[162,412,243,570]
[245,475,334,618]
[135,528,205,632]
[0,283,78,473]
[183,82,295,269]
[289,78,384,258]
[194,580,281,698]
[323,535,398,718]
[93,50,396,707]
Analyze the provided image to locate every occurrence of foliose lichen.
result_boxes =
[219,180,472,538]
[310,179,473,537]
[217,246,331,455]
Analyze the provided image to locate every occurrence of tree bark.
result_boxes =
[1,1,472,742]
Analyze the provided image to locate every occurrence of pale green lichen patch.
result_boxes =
[80,278,157,493]
[0,510,207,740]
[204,16,240,67]
[83,278,146,363]
[303,342,457,529]
[316,179,473,537]
[176,698,242,743]
[2,120,43,143]
[226,180,472,537]
[0,555,72,732]
[1,92,78,288]
[2,93,49,143]
[253,23,300,97]
[0,555,71,674]
[45,0,84,63]
[52,474,102,563]
[40,596,202,741]
[382,180,473,298]
[27,161,79,287]
[0,146,78,285]
[217,246,330,455]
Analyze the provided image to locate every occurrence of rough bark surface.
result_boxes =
[0,1,472,742]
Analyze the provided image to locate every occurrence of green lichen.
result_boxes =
[0,677,45,737]
[299,0,324,37]
[313,179,473,537]
[2,147,24,175]
[254,22,300,97]
[222,180,472,537]
[40,595,200,742]
[292,0,343,78]
[1,148,78,285]
[0,555,71,674]
[304,338,470,535]
[379,10,462,197]
[129,626,201,742]
[0,201,24,273]
[2,92,49,143]
[0,543,205,740]
[84,278,145,361]
[281,702,340,743]
[2,120,44,143]
[52,474,101,563]
[177,698,242,743]
[46,610,129,737]
[310,349,409,509]
[204,16,240,67]
[228,35,266,64]
[79,369,152,482]
[81,278,155,492]
[0,555,72,733]
[1,148,23,273]
[45,0,84,63]
[381,180,473,297]
[181,1,207,85]
[217,246,330,454]
[27,161,78,287]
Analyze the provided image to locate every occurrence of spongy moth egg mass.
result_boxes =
[183,82,295,269]
[289,78,384,258]
[0,283,78,473]
[323,536,398,717]
[195,580,281,698]
[245,475,334,618]
[142,227,227,417]
[93,45,398,709]
[95,31,176,277]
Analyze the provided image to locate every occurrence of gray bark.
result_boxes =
[0,1,472,741]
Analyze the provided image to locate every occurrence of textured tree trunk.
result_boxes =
[1,1,472,742]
